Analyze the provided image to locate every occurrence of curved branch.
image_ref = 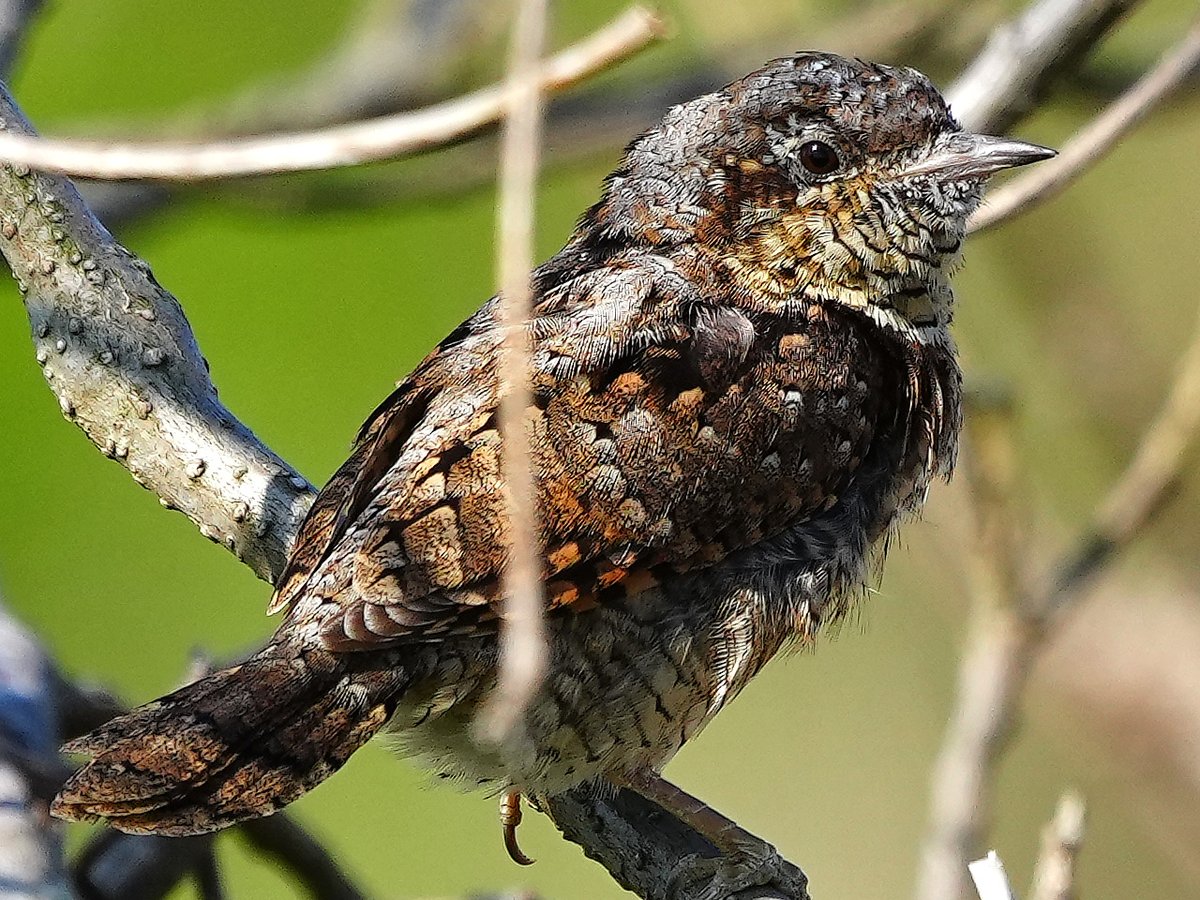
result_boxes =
[0,6,663,182]
[0,93,315,584]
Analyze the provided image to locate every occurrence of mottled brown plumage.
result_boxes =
[52,52,1052,845]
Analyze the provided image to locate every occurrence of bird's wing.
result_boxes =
[270,256,892,650]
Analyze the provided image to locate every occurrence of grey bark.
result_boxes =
[0,93,316,585]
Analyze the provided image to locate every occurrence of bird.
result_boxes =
[51,51,1053,871]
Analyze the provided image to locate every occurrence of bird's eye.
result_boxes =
[799,141,840,176]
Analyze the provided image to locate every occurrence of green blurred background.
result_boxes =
[2,0,1199,897]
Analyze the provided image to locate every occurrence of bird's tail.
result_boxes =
[51,643,407,835]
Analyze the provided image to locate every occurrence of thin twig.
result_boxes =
[918,278,1200,900]
[1028,792,1085,900]
[947,0,1140,134]
[477,0,549,744]
[0,5,663,182]
[968,852,1017,900]
[970,17,1200,234]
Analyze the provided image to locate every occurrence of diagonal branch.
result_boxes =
[947,0,1140,134]
[0,89,317,584]
[969,16,1200,234]
[0,6,663,182]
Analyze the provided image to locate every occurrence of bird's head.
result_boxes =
[587,52,1054,340]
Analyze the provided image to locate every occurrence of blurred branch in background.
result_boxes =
[1028,793,1086,900]
[946,0,1140,134]
[0,0,41,80]
[0,6,663,181]
[0,594,73,900]
[918,180,1200,900]
[966,792,1085,900]
[971,16,1200,233]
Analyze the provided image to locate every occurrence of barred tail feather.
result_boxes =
[51,645,406,836]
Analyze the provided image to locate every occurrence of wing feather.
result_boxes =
[274,256,888,650]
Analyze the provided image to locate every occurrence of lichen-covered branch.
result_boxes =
[0,90,316,584]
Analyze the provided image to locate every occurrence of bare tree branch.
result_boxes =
[970,16,1200,234]
[183,0,510,135]
[0,6,663,182]
[478,0,548,743]
[917,248,1200,900]
[0,92,317,584]
[947,0,1140,134]
[546,786,810,900]
[1028,792,1085,900]
[78,0,507,227]
[0,0,43,80]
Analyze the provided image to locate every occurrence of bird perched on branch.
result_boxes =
[52,51,1051,874]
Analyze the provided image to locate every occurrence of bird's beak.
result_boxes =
[899,133,1056,181]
